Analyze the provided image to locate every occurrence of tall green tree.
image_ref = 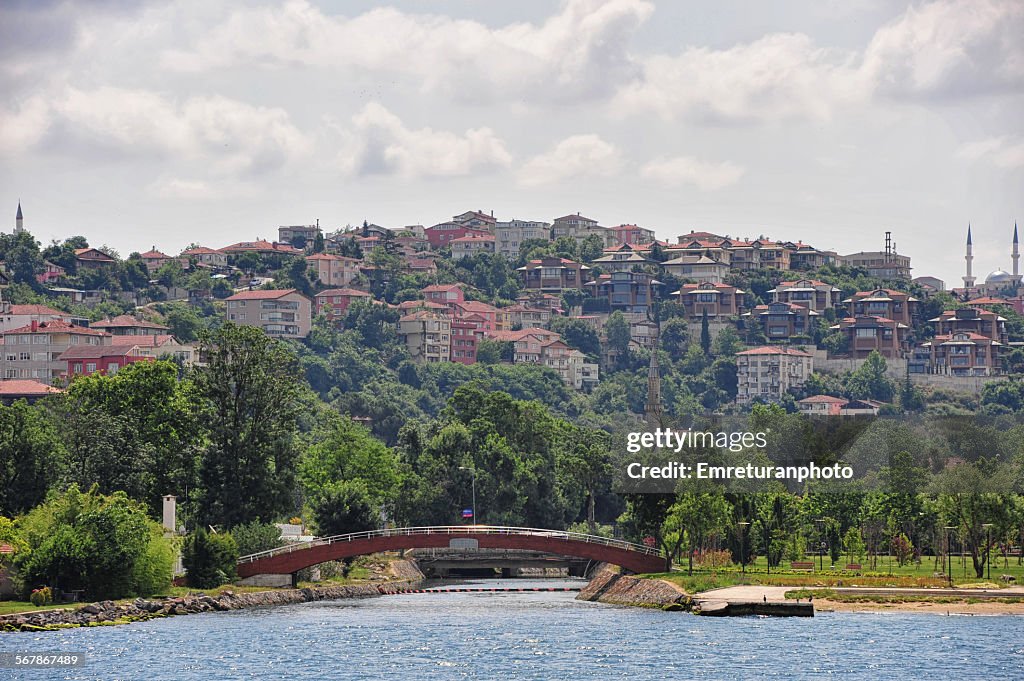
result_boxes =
[194,324,303,528]
[0,400,62,516]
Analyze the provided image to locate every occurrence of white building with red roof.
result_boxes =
[140,248,172,273]
[1,320,110,381]
[0,379,63,404]
[450,234,495,260]
[0,302,71,333]
[91,314,170,336]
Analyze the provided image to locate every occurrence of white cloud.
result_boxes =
[2,86,310,176]
[614,33,864,123]
[0,97,51,153]
[518,134,621,186]
[862,0,1024,99]
[160,0,653,103]
[957,136,1024,169]
[338,103,512,178]
[641,156,746,191]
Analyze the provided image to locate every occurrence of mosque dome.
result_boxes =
[985,269,1014,284]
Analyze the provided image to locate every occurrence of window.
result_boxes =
[73,363,83,374]
[108,362,120,374]
[856,328,876,338]
[86,362,97,373]
[19,352,30,361]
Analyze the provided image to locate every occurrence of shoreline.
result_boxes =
[812,598,1024,616]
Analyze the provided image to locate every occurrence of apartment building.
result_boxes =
[586,271,660,315]
[424,223,489,249]
[590,247,654,273]
[450,234,495,260]
[313,288,372,320]
[735,347,813,404]
[838,251,912,279]
[674,282,746,319]
[789,243,837,270]
[306,253,361,288]
[1,320,110,381]
[660,254,729,284]
[495,219,551,258]
[91,314,170,337]
[745,302,819,342]
[0,302,71,333]
[769,279,842,311]
[398,310,451,363]
[919,332,1003,376]
[278,225,321,245]
[422,284,465,306]
[518,257,591,294]
[110,334,198,366]
[608,224,656,245]
[928,307,1007,344]
[225,289,312,339]
[450,317,483,365]
[843,289,919,326]
[829,315,910,359]
[551,214,616,247]
[180,247,228,269]
[61,345,148,378]
[504,304,551,329]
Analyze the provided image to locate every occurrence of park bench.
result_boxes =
[845,563,862,571]
[790,561,814,571]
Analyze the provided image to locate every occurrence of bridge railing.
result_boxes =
[238,525,662,564]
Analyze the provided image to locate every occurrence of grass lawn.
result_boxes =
[0,602,77,617]
[643,553,1024,592]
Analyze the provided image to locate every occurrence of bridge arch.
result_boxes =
[237,526,666,577]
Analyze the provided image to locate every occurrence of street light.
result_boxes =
[814,518,826,572]
[982,523,993,581]
[944,526,956,586]
[458,466,476,524]
[738,521,750,575]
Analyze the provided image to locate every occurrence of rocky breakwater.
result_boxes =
[1,581,418,633]
[576,567,692,611]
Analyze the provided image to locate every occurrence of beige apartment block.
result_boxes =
[225,289,312,339]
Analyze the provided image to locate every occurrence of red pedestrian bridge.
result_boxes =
[237,526,666,578]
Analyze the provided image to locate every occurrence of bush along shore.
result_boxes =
[0,580,421,633]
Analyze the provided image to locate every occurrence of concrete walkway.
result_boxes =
[695,585,792,602]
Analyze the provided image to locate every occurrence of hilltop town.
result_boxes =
[2,203,1024,420]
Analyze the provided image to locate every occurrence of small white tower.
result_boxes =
[1013,223,1020,282]
[14,201,23,234]
[963,224,975,288]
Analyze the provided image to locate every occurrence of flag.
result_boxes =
[462,509,473,519]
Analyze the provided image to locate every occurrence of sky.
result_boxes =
[1,0,1021,286]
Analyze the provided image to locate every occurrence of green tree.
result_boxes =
[605,311,631,368]
[549,317,601,360]
[194,324,302,528]
[846,350,895,402]
[227,521,284,557]
[182,527,239,588]
[0,400,61,516]
[663,485,733,574]
[476,339,507,365]
[310,479,378,536]
[700,309,712,355]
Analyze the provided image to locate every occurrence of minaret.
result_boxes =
[963,224,975,288]
[1013,223,1020,282]
[14,201,23,234]
[644,320,663,428]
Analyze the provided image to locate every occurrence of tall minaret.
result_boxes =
[1013,223,1020,282]
[644,320,663,428]
[963,224,975,288]
[14,201,23,234]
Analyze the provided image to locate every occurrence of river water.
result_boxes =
[2,578,1023,680]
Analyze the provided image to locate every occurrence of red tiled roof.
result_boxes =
[8,304,66,316]
[0,380,62,396]
[181,247,221,255]
[306,253,359,262]
[451,235,495,244]
[226,288,303,301]
[110,334,179,347]
[315,288,370,298]
[2,320,107,336]
[220,240,301,254]
[488,327,559,342]
[736,346,813,357]
[59,345,142,360]
[799,395,848,404]
[422,284,463,293]
[92,315,169,330]
[456,301,499,314]
[141,249,170,259]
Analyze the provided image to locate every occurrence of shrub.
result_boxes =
[182,528,238,589]
[30,586,53,607]
[230,521,285,557]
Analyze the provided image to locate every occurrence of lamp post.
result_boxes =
[814,518,826,572]
[738,521,750,575]
[944,526,956,586]
[458,466,476,524]
[982,523,993,581]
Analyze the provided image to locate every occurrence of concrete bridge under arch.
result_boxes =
[237,526,666,580]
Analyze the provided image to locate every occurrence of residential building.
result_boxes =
[918,332,1003,376]
[424,223,489,249]
[518,257,591,294]
[735,347,814,404]
[674,282,745,319]
[789,243,836,270]
[180,247,228,269]
[452,210,496,231]
[829,315,910,359]
[609,224,656,246]
[37,261,65,284]
[140,248,172,273]
[61,344,149,378]
[110,334,198,365]
[422,284,465,306]
[450,234,495,260]
[74,248,116,269]
[769,279,842,311]
[912,276,946,292]
[306,253,361,288]
[838,251,912,279]
[0,379,62,404]
[495,219,551,258]
[313,288,372,320]
[220,240,303,257]
[660,254,729,284]
[798,395,885,416]
[91,314,170,336]
[551,214,616,247]
[450,318,483,365]
[1,320,110,381]
[590,246,654,273]
[745,302,819,342]
[225,289,312,338]
[504,304,551,329]
[398,310,451,363]
[929,307,1007,344]
[0,302,71,333]
[452,300,510,333]
[278,225,321,245]
[843,289,919,326]
[586,271,660,315]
